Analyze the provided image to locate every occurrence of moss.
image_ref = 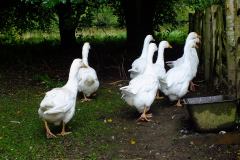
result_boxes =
[188,102,237,131]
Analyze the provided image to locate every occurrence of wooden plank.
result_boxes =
[234,0,240,98]
[225,0,237,96]
[203,7,212,81]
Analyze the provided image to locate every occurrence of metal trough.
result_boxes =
[184,95,239,132]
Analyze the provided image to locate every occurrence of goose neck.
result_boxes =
[64,65,79,95]
[140,41,149,59]
[82,49,89,66]
[156,47,165,65]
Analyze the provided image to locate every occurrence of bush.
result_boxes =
[92,6,119,28]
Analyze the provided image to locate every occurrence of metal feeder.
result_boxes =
[184,95,239,132]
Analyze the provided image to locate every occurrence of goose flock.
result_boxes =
[38,32,200,138]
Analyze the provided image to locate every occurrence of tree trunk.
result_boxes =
[56,0,77,47]
[122,0,155,54]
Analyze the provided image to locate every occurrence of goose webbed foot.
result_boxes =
[44,120,56,139]
[57,122,72,136]
[137,107,152,122]
[81,94,92,102]
[155,90,164,100]
[175,99,183,107]
[190,81,199,92]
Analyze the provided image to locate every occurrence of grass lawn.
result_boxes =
[0,83,125,159]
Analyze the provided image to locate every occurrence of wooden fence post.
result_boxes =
[234,0,240,98]
[225,0,238,97]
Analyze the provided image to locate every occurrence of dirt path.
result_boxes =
[107,89,239,160]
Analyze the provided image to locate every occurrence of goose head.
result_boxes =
[156,41,171,64]
[145,35,155,43]
[69,58,85,79]
[140,35,155,59]
[144,43,158,73]
[82,42,91,66]
[186,32,201,42]
[193,37,201,47]
[159,41,172,49]
[83,42,90,51]
[65,58,85,91]
[185,39,199,49]
[147,43,158,62]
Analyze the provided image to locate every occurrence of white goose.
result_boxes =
[166,32,201,91]
[78,42,99,102]
[153,41,172,99]
[160,39,199,107]
[120,43,159,121]
[38,58,85,138]
[128,35,154,79]
[166,32,200,68]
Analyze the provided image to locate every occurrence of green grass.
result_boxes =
[76,27,126,43]
[0,27,126,45]
[0,85,125,159]
[0,26,189,45]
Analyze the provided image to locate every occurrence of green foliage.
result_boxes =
[0,27,21,44]
[92,5,119,28]
[156,25,188,45]
[0,0,56,32]
[153,0,178,30]
[186,0,225,10]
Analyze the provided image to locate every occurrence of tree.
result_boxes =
[112,0,178,55]
[54,0,86,47]
[122,0,156,51]
[37,0,90,47]
[0,0,54,33]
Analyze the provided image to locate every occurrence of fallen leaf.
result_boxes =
[10,121,21,124]
[107,118,112,123]
[130,138,136,145]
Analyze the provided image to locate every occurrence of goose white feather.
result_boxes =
[153,41,172,89]
[166,32,200,91]
[166,32,200,68]
[160,39,199,106]
[38,58,85,138]
[128,35,154,79]
[120,43,159,121]
[77,42,99,101]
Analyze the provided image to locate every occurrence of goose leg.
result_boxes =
[57,122,71,136]
[190,81,199,92]
[137,106,152,122]
[81,94,92,102]
[44,120,56,139]
[155,90,164,100]
[175,99,182,107]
